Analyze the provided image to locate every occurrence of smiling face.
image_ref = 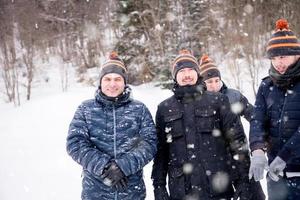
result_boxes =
[176,68,198,86]
[271,55,300,74]
[101,73,125,97]
[204,76,222,92]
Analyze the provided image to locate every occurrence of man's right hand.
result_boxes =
[154,186,169,200]
[249,149,268,181]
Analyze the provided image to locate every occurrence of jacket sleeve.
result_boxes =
[239,93,254,122]
[114,105,157,176]
[277,125,300,162]
[249,82,269,152]
[66,103,111,176]
[151,106,169,188]
[219,94,250,181]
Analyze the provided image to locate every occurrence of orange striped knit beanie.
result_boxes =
[99,51,128,84]
[199,54,220,81]
[172,49,200,78]
[267,19,300,58]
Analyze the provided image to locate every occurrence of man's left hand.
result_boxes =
[268,156,286,182]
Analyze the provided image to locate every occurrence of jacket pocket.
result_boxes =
[195,108,216,132]
[164,112,184,138]
[168,166,185,199]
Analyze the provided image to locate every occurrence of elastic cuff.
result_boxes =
[250,142,266,153]
[114,158,130,176]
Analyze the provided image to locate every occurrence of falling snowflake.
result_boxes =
[166,134,172,143]
[233,154,239,160]
[187,144,195,149]
[212,172,229,193]
[183,163,193,174]
[244,4,254,14]
[165,127,172,133]
[103,178,112,186]
[206,170,212,176]
[212,129,221,137]
[231,102,243,114]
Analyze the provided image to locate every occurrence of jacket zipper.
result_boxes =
[113,105,118,200]
[278,91,288,144]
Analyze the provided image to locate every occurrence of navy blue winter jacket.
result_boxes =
[67,88,157,200]
[250,75,300,172]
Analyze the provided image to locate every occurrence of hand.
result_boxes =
[114,177,128,191]
[233,181,251,200]
[101,161,126,187]
[268,156,286,182]
[154,186,169,200]
[249,149,268,181]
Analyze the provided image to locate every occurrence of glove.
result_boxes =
[233,181,252,200]
[101,161,126,187]
[154,186,169,200]
[268,156,286,182]
[114,177,128,191]
[249,149,268,181]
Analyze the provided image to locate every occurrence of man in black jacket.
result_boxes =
[151,50,253,200]
[199,54,253,122]
[198,54,265,200]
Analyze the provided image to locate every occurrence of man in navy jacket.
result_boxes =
[249,19,300,199]
[67,52,157,200]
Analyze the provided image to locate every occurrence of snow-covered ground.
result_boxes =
[0,66,267,199]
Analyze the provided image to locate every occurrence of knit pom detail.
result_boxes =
[199,54,212,65]
[276,19,289,31]
[109,51,119,59]
[179,49,192,55]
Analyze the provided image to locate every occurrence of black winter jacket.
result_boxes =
[220,83,254,122]
[152,84,251,200]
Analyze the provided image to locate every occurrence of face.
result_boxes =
[101,73,125,97]
[271,55,300,74]
[204,77,221,92]
[176,68,198,86]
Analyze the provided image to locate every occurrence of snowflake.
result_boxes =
[166,134,172,143]
[183,163,193,174]
[165,127,172,133]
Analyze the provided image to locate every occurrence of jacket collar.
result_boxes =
[95,86,132,107]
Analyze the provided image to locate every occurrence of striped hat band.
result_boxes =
[102,60,127,72]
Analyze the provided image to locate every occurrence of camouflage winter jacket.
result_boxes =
[67,87,157,200]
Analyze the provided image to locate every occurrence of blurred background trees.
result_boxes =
[1,0,300,104]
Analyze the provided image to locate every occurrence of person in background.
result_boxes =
[199,54,253,122]
[152,49,252,200]
[199,54,265,200]
[249,18,300,199]
[66,52,157,200]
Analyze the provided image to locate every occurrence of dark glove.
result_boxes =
[154,186,169,200]
[114,177,128,191]
[233,181,252,200]
[101,161,126,187]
